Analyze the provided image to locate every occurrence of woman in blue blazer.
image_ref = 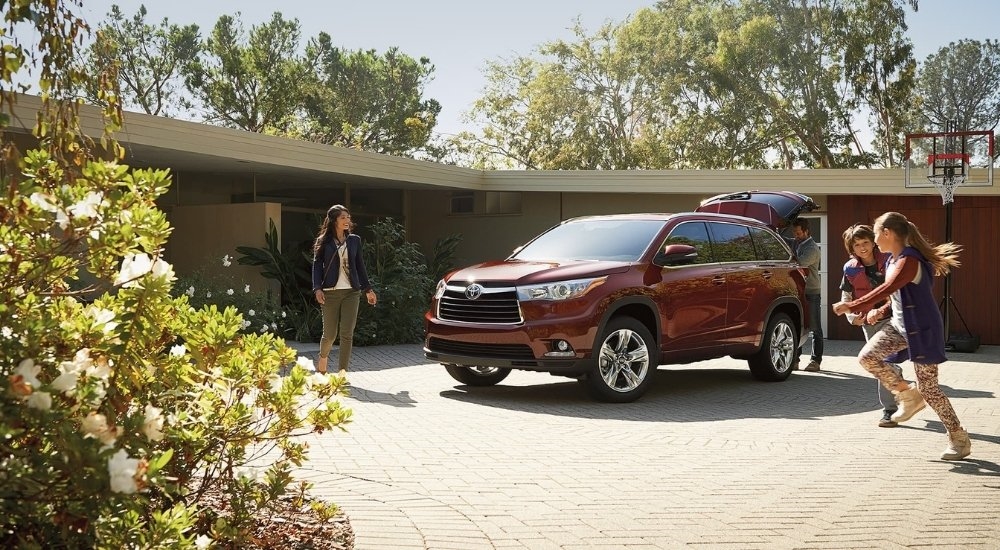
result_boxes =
[311,204,377,375]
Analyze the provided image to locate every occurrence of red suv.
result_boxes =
[424,191,817,402]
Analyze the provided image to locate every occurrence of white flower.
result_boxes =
[29,191,59,212]
[51,352,88,393]
[281,311,286,318]
[87,306,118,334]
[240,320,250,330]
[114,253,174,287]
[142,404,165,442]
[295,356,315,371]
[9,358,41,398]
[107,449,140,494]
[244,284,251,293]
[248,309,255,317]
[149,257,175,283]
[114,253,152,287]
[1,326,12,338]
[170,344,186,357]
[195,534,213,549]
[26,391,52,410]
[87,354,112,381]
[222,254,232,267]
[206,291,212,298]
[259,325,267,333]
[67,191,103,219]
[226,288,234,295]
[81,412,120,446]
[185,286,195,297]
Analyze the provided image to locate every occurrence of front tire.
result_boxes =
[748,312,797,381]
[586,317,656,403]
[444,364,511,386]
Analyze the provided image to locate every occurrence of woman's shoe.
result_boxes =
[941,429,972,461]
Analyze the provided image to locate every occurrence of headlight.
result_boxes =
[433,279,447,300]
[516,277,606,301]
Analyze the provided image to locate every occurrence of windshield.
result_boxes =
[511,219,666,262]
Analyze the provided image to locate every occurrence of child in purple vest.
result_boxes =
[839,224,907,428]
[833,212,970,460]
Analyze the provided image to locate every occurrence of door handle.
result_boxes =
[712,276,725,285]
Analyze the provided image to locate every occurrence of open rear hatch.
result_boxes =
[695,190,819,231]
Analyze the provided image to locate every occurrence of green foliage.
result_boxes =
[914,39,1000,134]
[235,219,317,342]
[82,4,202,116]
[303,36,442,156]
[173,253,294,338]
[1,2,349,547]
[354,218,434,346]
[184,12,308,132]
[463,0,922,169]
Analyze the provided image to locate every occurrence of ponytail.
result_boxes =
[874,212,960,276]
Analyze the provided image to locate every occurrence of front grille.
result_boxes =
[438,286,522,324]
[427,338,535,360]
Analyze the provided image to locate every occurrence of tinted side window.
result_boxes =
[751,227,792,261]
[663,222,714,264]
[708,222,755,262]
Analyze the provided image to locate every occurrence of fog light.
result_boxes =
[544,340,575,358]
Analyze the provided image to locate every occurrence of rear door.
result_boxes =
[706,221,761,345]
[650,221,729,353]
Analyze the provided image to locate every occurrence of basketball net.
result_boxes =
[928,174,965,205]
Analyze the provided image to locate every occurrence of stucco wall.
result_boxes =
[166,202,282,296]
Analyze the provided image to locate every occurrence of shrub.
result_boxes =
[1,4,349,547]
[174,253,294,338]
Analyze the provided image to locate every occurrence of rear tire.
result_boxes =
[586,317,656,403]
[444,364,511,386]
[748,312,797,381]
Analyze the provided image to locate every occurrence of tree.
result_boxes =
[462,20,671,170]
[914,39,1000,134]
[302,34,441,156]
[83,4,201,117]
[841,0,919,166]
[184,12,307,133]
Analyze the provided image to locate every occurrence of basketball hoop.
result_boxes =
[928,173,965,205]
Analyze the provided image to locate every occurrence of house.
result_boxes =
[5,94,998,344]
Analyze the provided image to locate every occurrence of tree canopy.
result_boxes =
[83,4,201,117]
[914,39,1000,134]
[303,34,441,156]
[460,0,926,170]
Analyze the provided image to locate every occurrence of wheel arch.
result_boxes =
[595,296,661,352]
[755,297,803,352]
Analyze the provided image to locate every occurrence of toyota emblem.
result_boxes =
[465,283,484,300]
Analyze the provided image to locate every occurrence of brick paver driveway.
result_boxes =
[291,340,1000,549]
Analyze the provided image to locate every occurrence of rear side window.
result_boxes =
[662,222,714,264]
[708,222,756,262]
[751,227,792,261]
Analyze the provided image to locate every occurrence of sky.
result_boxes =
[75,0,1000,139]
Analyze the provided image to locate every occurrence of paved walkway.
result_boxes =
[288,340,1000,549]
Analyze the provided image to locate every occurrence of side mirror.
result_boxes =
[654,244,698,266]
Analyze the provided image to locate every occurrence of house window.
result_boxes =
[450,191,474,214]
[485,191,521,215]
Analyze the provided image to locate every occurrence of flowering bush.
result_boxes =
[1,3,350,547]
[174,254,294,338]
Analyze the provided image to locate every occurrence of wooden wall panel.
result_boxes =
[825,194,999,345]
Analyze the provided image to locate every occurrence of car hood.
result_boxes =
[695,190,818,230]
[446,259,632,286]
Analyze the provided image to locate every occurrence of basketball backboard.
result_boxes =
[904,130,995,188]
